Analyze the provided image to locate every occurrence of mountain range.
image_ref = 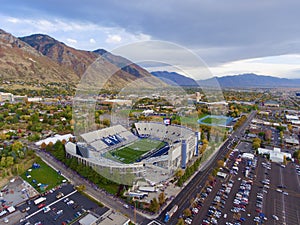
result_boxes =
[0,29,165,89]
[151,71,300,88]
[151,71,198,86]
[201,73,300,88]
[0,28,299,89]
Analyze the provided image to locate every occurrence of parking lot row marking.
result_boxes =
[25,190,77,220]
[279,167,287,225]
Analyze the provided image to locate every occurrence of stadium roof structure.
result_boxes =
[134,122,194,143]
[65,123,197,185]
[80,125,138,152]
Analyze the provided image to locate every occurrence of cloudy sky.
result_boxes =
[1,0,300,79]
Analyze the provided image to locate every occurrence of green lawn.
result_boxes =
[201,117,228,125]
[20,157,66,193]
[181,114,208,124]
[106,139,166,164]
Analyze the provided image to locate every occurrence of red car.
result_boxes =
[38,203,46,209]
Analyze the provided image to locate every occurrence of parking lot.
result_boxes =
[177,146,300,225]
[14,184,108,225]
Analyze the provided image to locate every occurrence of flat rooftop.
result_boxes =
[97,210,130,225]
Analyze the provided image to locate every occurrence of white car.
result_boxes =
[43,206,51,213]
[67,200,74,205]
[272,215,279,221]
[185,218,192,224]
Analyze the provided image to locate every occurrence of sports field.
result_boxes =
[21,158,66,193]
[106,139,166,164]
[198,115,233,127]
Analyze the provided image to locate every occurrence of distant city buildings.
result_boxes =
[0,92,15,102]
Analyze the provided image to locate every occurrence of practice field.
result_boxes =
[106,139,166,164]
[198,115,233,127]
[20,158,66,193]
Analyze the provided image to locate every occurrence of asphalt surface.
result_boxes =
[30,111,256,225]
[35,151,150,225]
[16,184,109,225]
[156,111,257,224]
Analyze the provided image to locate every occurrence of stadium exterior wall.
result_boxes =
[65,123,198,184]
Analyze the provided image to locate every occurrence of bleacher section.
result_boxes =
[135,122,194,143]
[80,125,138,152]
[65,123,197,185]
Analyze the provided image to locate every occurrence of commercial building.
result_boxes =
[257,147,292,163]
[79,210,130,225]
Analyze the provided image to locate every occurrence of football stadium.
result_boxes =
[65,122,199,185]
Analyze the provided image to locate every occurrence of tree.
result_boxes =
[252,137,261,150]
[288,124,293,133]
[279,131,284,142]
[293,150,300,160]
[217,160,224,168]
[190,197,195,207]
[175,169,184,179]
[283,155,287,165]
[12,141,23,152]
[0,133,6,141]
[40,142,47,149]
[0,157,6,167]
[176,218,185,225]
[158,192,166,206]
[149,197,160,212]
[102,118,110,127]
[5,156,14,168]
[76,185,86,192]
[183,208,192,217]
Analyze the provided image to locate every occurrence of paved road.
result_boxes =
[157,137,235,224]
[34,111,257,225]
[157,111,256,224]
[35,150,150,225]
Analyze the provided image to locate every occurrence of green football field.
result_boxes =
[106,139,166,164]
[20,158,66,193]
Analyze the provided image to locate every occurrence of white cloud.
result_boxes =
[66,38,77,44]
[0,14,152,51]
[89,38,96,44]
[209,54,300,78]
[105,34,122,44]
[6,17,20,23]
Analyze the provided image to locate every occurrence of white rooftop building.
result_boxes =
[35,134,74,146]
[258,147,292,163]
[286,115,299,121]
[241,153,255,160]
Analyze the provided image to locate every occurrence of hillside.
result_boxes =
[151,71,198,86]
[20,33,166,89]
[0,29,78,83]
[20,34,98,78]
[0,29,166,89]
